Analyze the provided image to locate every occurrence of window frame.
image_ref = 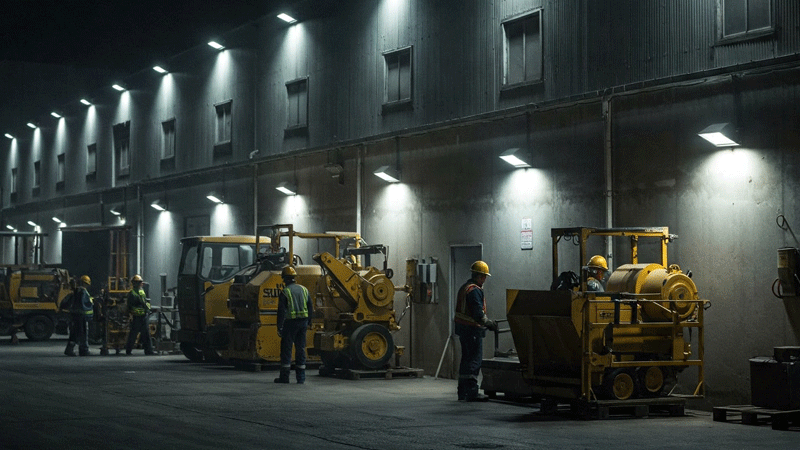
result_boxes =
[86,143,97,181]
[213,100,233,157]
[10,167,18,202]
[285,77,309,137]
[161,118,176,170]
[56,153,65,191]
[113,122,131,179]
[382,46,413,114]
[32,160,41,196]
[501,9,544,92]
[717,0,774,44]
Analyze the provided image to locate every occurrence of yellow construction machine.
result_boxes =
[0,232,73,341]
[215,224,411,371]
[175,235,269,362]
[505,227,708,405]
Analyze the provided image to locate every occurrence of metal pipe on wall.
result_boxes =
[603,97,614,270]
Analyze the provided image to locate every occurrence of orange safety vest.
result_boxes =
[454,282,485,327]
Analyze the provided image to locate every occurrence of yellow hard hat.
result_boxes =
[470,260,491,276]
[80,275,91,286]
[131,274,143,283]
[588,255,608,271]
[281,266,297,277]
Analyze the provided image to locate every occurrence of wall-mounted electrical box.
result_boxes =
[778,247,800,297]
[416,258,438,303]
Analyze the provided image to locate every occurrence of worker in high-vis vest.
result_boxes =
[454,261,498,402]
[274,266,312,384]
[125,274,154,356]
[62,275,95,357]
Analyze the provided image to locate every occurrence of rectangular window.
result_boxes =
[86,143,97,180]
[285,78,309,136]
[33,161,41,188]
[11,168,17,194]
[502,10,542,87]
[214,100,232,157]
[113,122,130,178]
[721,0,773,41]
[56,153,65,190]
[382,46,413,112]
[162,118,176,160]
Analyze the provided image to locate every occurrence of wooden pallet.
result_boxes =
[713,405,800,431]
[322,366,424,380]
[571,397,686,420]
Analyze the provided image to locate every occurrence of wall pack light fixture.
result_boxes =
[698,122,738,148]
[373,165,400,183]
[275,182,297,196]
[150,199,167,211]
[499,148,531,168]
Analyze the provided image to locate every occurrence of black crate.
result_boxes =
[750,357,800,410]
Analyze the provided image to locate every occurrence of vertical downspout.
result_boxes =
[603,97,614,270]
[253,33,259,235]
[356,144,364,236]
[137,185,143,276]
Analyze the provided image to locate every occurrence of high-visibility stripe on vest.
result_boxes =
[283,283,309,319]
[129,288,150,316]
[454,282,484,327]
[78,288,94,316]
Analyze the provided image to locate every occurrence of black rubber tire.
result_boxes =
[349,323,394,370]
[24,315,54,341]
[180,342,205,362]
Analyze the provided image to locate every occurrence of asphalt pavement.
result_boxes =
[1,337,796,450]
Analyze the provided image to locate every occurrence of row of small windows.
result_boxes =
[7,3,770,199]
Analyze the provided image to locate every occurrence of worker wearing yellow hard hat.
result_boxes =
[453,260,498,402]
[585,255,609,292]
[125,274,154,356]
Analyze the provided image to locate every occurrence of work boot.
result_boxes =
[274,368,290,384]
[79,349,91,356]
[465,393,490,402]
[64,342,77,357]
[296,368,306,384]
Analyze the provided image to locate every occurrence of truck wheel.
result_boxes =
[349,324,393,370]
[24,315,54,341]
[180,342,205,362]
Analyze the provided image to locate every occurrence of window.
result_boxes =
[161,118,176,170]
[86,143,97,181]
[721,0,773,41]
[56,154,65,191]
[382,46,413,112]
[285,78,309,137]
[10,167,17,202]
[214,100,232,157]
[33,161,41,196]
[113,122,130,178]
[502,10,542,88]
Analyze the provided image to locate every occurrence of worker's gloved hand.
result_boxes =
[484,319,498,332]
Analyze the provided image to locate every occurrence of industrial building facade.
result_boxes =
[2,0,800,407]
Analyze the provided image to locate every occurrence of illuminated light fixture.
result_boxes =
[499,148,531,168]
[50,111,62,119]
[110,206,124,216]
[112,83,127,92]
[4,133,13,139]
[698,122,738,148]
[206,191,224,204]
[27,122,38,129]
[6,224,14,230]
[150,199,167,211]
[277,13,297,24]
[373,165,400,183]
[52,217,62,223]
[275,182,297,196]
[27,221,38,227]
[52,217,67,227]
[153,65,168,74]
[80,98,92,106]
[207,40,225,50]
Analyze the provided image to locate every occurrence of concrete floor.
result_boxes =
[1,338,796,450]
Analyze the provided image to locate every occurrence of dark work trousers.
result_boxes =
[280,318,308,370]
[455,322,484,399]
[66,313,90,355]
[126,315,154,354]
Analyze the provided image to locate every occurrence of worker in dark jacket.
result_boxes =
[62,275,94,356]
[125,274,154,355]
[274,266,312,384]
[454,261,498,402]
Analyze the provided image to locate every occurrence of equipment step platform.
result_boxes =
[713,405,800,431]
[320,366,424,380]
[568,397,686,420]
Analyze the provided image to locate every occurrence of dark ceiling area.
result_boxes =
[0,0,339,75]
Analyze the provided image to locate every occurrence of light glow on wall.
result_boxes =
[278,193,308,222]
[497,168,550,202]
[210,204,233,235]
